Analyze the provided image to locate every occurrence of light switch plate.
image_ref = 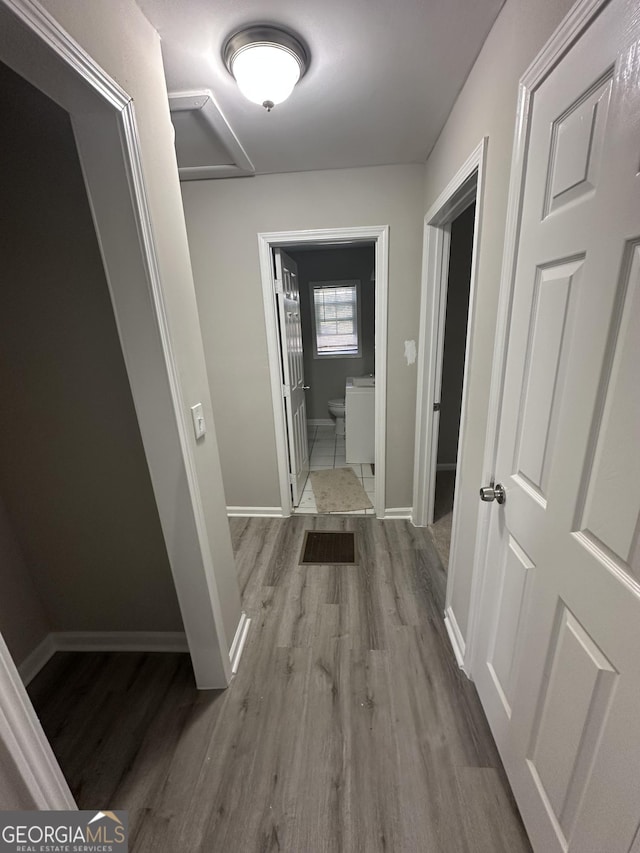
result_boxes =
[190,403,206,440]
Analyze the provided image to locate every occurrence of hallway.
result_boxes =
[29,517,530,852]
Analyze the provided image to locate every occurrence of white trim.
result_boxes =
[1,0,130,110]
[258,226,389,519]
[413,138,487,528]
[382,507,413,519]
[0,633,76,809]
[229,612,251,675]
[466,0,611,678]
[115,103,232,688]
[18,635,57,688]
[18,633,190,686]
[227,506,285,517]
[413,139,488,680]
[444,607,469,675]
[524,0,608,87]
[168,90,254,180]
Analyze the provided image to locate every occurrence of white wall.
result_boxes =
[424,0,575,644]
[37,0,242,650]
[182,165,425,510]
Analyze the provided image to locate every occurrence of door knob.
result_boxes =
[303,385,311,390]
[479,483,506,504]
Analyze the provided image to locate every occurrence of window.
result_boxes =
[310,280,361,358]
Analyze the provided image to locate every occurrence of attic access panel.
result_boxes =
[169,90,254,180]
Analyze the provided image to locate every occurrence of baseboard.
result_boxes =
[53,631,189,653]
[382,507,413,519]
[18,631,189,685]
[18,635,57,687]
[444,607,470,677]
[227,506,284,517]
[308,418,334,426]
[436,463,457,471]
[229,612,251,675]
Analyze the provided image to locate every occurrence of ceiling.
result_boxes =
[136,0,505,177]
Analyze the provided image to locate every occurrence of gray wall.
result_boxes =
[183,164,425,510]
[423,0,576,643]
[437,204,475,466]
[0,495,49,667]
[289,246,375,420]
[0,61,182,635]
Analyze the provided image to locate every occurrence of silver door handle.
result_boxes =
[479,483,506,504]
[303,385,311,390]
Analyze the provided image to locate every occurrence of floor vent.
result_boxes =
[300,531,358,565]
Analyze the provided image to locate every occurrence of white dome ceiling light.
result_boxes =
[223,26,309,112]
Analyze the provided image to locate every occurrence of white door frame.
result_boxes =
[257,226,389,518]
[0,632,75,808]
[0,0,234,806]
[465,0,610,678]
[412,139,487,665]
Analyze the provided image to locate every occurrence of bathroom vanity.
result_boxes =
[345,375,375,463]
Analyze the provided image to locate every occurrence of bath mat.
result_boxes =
[300,530,358,565]
[309,467,373,513]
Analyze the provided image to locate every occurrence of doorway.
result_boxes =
[258,226,389,519]
[413,139,486,668]
[0,0,237,807]
[284,243,376,516]
[0,58,183,676]
[430,203,476,566]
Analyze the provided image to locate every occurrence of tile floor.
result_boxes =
[296,423,375,515]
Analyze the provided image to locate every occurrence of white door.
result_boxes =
[474,1,640,851]
[274,249,309,506]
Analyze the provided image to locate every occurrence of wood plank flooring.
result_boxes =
[28,516,531,852]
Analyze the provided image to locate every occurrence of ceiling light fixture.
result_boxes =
[223,26,309,112]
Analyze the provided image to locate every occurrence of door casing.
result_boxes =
[257,226,389,518]
[413,138,488,672]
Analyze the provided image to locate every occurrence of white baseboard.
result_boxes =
[444,607,470,678]
[229,612,251,675]
[18,631,189,685]
[227,506,284,517]
[437,463,457,471]
[308,418,334,426]
[382,507,413,519]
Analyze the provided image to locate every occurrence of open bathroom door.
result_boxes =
[274,249,310,506]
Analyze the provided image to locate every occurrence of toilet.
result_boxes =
[328,397,346,436]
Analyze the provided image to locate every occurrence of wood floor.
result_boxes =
[28,516,531,852]
[430,469,456,567]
